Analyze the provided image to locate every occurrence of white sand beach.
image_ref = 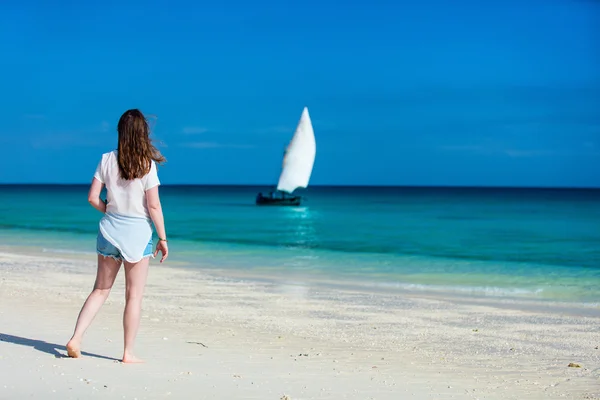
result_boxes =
[1,249,598,399]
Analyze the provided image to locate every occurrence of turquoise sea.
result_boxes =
[1,185,599,303]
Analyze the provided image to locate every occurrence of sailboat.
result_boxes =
[256,107,316,206]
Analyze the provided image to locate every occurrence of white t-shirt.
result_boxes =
[93,150,160,219]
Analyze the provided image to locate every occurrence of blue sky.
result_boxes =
[0,0,599,187]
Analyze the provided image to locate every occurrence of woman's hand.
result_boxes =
[154,240,169,263]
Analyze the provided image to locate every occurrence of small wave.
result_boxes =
[42,248,94,255]
[371,281,545,298]
[580,302,600,308]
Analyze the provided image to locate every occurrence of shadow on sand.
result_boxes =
[0,332,119,361]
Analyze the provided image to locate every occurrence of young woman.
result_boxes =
[66,109,169,363]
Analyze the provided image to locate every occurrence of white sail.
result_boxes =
[276,107,316,194]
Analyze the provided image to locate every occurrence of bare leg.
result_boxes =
[67,255,122,358]
[122,257,150,363]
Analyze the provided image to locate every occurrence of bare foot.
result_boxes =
[122,354,144,364]
[66,340,82,358]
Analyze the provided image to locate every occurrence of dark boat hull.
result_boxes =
[256,192,302,206]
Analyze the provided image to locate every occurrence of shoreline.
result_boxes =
[4,242,600,308]
[1,248,599,399]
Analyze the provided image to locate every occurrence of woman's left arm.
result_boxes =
[88,177,106,213]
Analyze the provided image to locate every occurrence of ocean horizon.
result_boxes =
[1,184,599,303]
[2,183,600,189]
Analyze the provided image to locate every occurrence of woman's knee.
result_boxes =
[92,287,112,298]
[125,288,144,303]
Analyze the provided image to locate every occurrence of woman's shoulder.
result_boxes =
[100,150,118,160]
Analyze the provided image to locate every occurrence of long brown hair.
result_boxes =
[117,109,166,180]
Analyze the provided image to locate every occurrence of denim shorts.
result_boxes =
[96,231,153,262]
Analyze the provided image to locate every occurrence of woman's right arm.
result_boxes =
[88,178,107,213]
[146,186,169,262]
